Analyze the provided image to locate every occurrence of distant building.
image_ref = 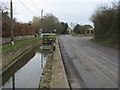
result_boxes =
[2,13,11,24]
[84,25,94,34]
[67,27,73,34]
[87,27,94,34]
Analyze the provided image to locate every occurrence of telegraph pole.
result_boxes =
[10,0,14,45]
[41,9,43,19]
[40,9,43,34]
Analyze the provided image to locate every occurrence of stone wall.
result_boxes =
[1,38,42,73]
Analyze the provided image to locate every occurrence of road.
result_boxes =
[59,35,118,88]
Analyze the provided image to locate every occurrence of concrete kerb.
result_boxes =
[39,37,70,88]
[50,38,70,88]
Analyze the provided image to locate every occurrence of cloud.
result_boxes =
[13,0,114,3]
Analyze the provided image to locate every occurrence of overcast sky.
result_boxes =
[3,0,117,27]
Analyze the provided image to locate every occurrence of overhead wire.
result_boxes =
[18,0,37,16]
[28,2,40,14]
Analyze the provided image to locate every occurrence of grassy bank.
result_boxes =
[91,38,118,49]
[1,36,41,51]
[72,34,94,37]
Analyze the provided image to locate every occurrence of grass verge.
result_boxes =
[91,38,118,49]
[1,36,41,52]
[72,34,94,37]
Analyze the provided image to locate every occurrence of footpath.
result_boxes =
[40,38,70,88]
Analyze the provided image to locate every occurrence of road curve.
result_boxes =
[59,35,118,88]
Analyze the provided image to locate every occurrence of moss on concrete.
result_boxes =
[40,53,53,88]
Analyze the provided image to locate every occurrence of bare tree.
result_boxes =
[90,1,119,48]
[0,2,9,14]
[69,22,76,29]
[32,16,41,34]
[42,13,59,33]
[31,13,69,34]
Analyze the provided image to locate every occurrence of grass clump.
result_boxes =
[1,36,41,51]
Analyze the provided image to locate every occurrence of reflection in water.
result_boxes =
[1,46,50,88]
[12,75,15,90]
[41,55,44,69]
[2,48,35,86]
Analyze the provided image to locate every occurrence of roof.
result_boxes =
[88,27,94,31]
[2,13,11,23]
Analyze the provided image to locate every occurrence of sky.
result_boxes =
[2,0,117,27]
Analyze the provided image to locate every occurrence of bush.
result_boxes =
[2,22,36,37]
[91,2,119,46]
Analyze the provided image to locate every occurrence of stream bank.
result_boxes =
[1,38,43,74]
[1,41,50,88]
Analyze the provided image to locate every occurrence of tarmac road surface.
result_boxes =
[59,35,118,88]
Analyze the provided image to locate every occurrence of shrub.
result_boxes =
[2,22,36,37]
[91,2,119,45]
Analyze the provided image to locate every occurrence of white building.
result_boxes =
[67,27,73,34]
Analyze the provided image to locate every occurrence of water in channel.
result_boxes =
[1,45,50,88]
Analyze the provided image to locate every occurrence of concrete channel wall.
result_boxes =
[40,38,69,88]
[1,38,43,73]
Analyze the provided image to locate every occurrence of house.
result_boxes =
[87,27,94,34]
[67,27,73,34]
[2,12,11,24]
[84,25,94,34]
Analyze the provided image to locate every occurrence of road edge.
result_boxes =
[40,37,70,88]
[50,37,70,88]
